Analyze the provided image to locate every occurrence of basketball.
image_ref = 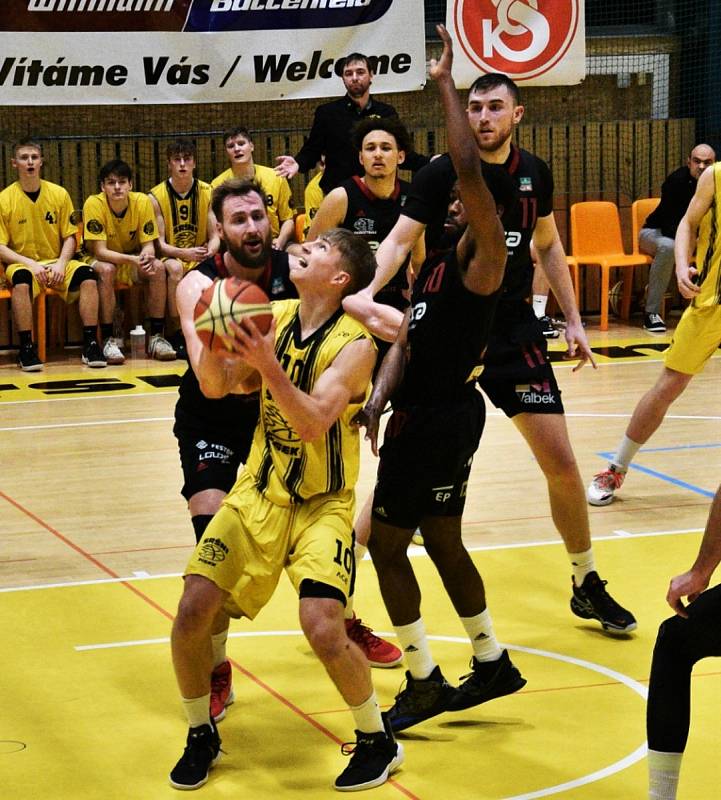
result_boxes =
[193,277,273,352]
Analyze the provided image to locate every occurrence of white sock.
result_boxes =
[349,690,383,734]
[211,628,229,669]
[394,618,437,679]
[648,750,682,799]
[612,435,641,471]
[460,610,502,662]
[533,294,548,318]
[181,694,212,728]
[569,548,595,586]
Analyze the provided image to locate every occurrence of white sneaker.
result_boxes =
[148,333,176,361]
[103,337,125,365]
[587,465,626,506]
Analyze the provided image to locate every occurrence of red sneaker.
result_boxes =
[345,614,402,668]
[210,660,235,722]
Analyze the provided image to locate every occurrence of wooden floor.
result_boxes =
[1,314,720,799]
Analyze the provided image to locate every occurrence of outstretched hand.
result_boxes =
[429,24,453,82]
[666,569,708,618]
[351,403,382,457]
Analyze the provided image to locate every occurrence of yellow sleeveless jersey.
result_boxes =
[0,180,78,260]
[210,164,293,238]
[694,162,721,307]
[246,299,374,506]
[303,171,325,237]
[81,191,157,256]
[149,178,212,249]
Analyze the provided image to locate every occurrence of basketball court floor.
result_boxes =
[1,320,719,799]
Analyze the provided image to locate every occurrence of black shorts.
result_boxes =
[173,404,258,500]
[372,391,485,529]
[478,301,564,417]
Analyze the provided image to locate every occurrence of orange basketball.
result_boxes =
[193,277,273,352]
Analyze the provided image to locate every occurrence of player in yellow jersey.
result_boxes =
[588,159,721,505]
[0,139,105,370]
[168,224,405,792]
[150,139,219,358]
[302,158,325,239]
[82,159,175,363]
[211,126,295,251]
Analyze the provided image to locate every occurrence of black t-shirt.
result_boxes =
[294,95,429,193]
[396,248,500,407]
[175,250,298,430]
[402,146,553,305]
[341,175,411,310]
[643,165,697,239]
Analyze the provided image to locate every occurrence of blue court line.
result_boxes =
[597,447,717,499]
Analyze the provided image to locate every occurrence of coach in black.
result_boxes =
[354,25,526,733]
[368,67,636,636]
[275,53,427,194]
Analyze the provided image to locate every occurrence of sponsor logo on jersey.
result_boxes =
[515,380,556,406]
[143,220,156,235]
[452,0,581,80]
[519,176,533,192]
[197,536,228,565]
[85,218,104,234]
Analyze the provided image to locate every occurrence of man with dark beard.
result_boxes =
[172,178,298,726]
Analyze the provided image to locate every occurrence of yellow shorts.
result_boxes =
[161,256,199,274]
[185,471,356,619]
[5,258,92,302]
[665,304,721,375]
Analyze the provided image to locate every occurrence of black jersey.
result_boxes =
[340,175,411,310]
[402,146,553,305]
[175,250,298,430]
[396,248,500,407]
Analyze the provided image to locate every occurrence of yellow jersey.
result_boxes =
[81,191,157,256]
[0,179,78,261]
[695,163,721,307]
[149,178,212,250]
[210,164,293,238]
[245,299,374,506]
[303,171,325,237]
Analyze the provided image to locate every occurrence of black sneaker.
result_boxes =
[17,342,43,372]
[643,313,666,333]
[570,571,637,633]
[169,720,221,791]
[386,665,459,732]
[538,314,560,338]
[335,712,404,792]
[447,650,526,711]
[82,340,107,368]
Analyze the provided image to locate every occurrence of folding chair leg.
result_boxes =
[600,266,610,332]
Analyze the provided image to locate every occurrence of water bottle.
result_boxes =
[130,324,146,360]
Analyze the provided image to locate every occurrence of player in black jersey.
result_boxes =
[173,178,298,726]
[366,51,636,637]
[354,26,526,733]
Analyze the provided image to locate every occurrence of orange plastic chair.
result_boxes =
[570,201,651,331]
[631,198,660,254]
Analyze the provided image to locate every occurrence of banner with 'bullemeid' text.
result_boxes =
[0,0,426,105]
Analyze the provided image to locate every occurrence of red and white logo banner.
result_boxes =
[448,0,585,86]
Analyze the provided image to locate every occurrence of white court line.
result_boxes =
[6,411,720,433]
[0,390,178,407]
[0,527,703,594]
[0,416,173,432]
[71,630,648,799]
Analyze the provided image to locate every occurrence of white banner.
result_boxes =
[447,0,585,87]
[0,0,426,105]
